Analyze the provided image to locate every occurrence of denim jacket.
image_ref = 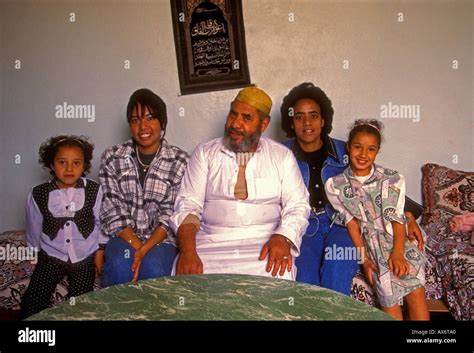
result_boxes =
[282,136,348,221]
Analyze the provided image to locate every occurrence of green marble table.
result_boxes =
[28,274,391,320]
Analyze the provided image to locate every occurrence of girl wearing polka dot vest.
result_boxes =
[21,135,109,318]
[325,119,429,320]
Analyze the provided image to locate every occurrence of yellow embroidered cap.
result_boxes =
[234,87,272,116]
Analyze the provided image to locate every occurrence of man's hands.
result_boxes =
[177,233,293,277]
[176,223,203,275]
[259,234,292,277]
[176,251,203,275]
[406,211,424,251]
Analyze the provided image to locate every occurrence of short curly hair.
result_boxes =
[280,82,334,138]
[38,135,94,176]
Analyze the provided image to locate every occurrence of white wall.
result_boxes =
[1,0,472,230]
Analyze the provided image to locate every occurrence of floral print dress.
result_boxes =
[325,165,426,307]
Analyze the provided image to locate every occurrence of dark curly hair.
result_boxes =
[126,88,167,132]
[39,135,94,176]
[347,119,384,147]
[280,82,334,138]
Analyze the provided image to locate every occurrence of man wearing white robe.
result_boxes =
[170,87,310,280]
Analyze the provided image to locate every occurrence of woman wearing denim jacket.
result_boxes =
[280,82,424,295]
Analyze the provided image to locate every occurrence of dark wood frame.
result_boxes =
[170,0,251,95]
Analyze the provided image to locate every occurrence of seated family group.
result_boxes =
[21,83,429,320]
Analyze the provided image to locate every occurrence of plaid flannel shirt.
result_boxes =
[99,139,188,245]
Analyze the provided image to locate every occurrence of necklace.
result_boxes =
[135,145,152,172]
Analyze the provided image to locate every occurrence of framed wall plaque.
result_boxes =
[170,0,251,95]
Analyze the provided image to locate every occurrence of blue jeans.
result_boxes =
[295,213,359,295]
[102,237,178,287]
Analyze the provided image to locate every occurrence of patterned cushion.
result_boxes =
[420,164,473,320]
[351,271,376,306]
[423,222,473,320]
[421,163,474,227]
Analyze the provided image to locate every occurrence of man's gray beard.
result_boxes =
[223,128,261,153]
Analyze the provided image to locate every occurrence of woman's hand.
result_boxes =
[131,246,148,282]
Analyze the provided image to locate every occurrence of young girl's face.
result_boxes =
[348,132,379,176]
[51,145,85,188]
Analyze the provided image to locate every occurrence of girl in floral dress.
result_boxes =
[325,119,429,320]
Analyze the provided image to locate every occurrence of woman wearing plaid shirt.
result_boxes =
[99,89,188,286]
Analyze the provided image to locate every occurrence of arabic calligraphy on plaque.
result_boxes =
[191,19,226,36]
[190,2,232,76]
